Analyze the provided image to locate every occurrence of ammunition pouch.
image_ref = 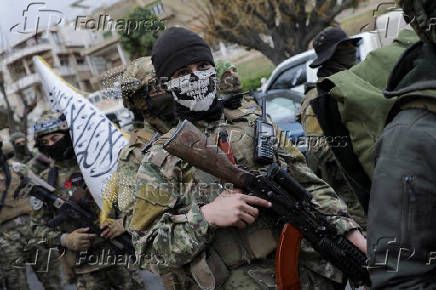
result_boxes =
[190,248,229,290]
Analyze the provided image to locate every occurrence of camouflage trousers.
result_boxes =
[76,265,146,290]
[221,262,344,290]
[0,216,62,290]
[159,259,344,290]
[306,141,367,230]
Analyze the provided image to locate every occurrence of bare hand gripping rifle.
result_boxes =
[163,120,370,289]
[21,170,134,255]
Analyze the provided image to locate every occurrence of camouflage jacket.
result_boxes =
[30,158,117,273]
[0,161,32,228]
[101,125,156,227]
[10,150,50,175]
[129,106,360,286]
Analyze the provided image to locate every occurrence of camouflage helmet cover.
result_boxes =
[34,111,69,141]
[398,0,436,43]
[215,60,242,96]
[121,57,153,110]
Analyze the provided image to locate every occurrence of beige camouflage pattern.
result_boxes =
[31,157,143,289]
[0,161,62,290]
[129,102,360,289]
[0,217,62,290]
[121,57,153,111]
[101,126,156,228]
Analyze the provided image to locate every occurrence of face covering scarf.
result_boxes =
[318,46,357,78]
[166,67,217,112]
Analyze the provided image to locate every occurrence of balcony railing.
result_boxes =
[5,66,77,94]
[6,73,39,94]
[4,42,53,65]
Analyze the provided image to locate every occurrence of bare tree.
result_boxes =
[0,77,37,136]
[196,0,365,65]
[0,80,17,132]
[17,92,37,136]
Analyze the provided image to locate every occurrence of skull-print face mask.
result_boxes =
[166,67,217,112]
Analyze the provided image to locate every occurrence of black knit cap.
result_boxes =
[152,27,215,78]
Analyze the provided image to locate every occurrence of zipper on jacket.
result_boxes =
[401,176,416,242]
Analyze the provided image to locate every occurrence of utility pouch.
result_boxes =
[190,248,230,290]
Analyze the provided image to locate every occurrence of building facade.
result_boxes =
[0,25,103,129]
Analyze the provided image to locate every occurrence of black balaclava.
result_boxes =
[13,143,28,158]
[152,27,223,122]
[39,134,75,162]
[317,46,357,78]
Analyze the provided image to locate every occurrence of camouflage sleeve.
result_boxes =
[130,151,215,270]
[276,127,360,235]
[30,170,63,248]
[31,203,63,248]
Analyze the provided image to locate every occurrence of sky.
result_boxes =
[0,0,120,48]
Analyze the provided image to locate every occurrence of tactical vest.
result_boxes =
[135,111,281,289]
[324,29,419,180]
[0,162,32,225]
[117,129,155,214]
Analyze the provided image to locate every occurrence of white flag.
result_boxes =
[33,56,128,209]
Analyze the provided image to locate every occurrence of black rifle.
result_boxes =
[163,120,370,286]
[220,91,250,109]
[22,171,134,255]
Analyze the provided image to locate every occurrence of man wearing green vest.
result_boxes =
[367,1,436,288]
[300,27,367,229]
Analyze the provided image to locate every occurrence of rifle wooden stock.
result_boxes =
[163,120,253,189]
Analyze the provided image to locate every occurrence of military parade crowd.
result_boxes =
[1,0,436,289]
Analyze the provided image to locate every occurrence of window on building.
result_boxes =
[59,54,70,66]
[74,53,85,65]
[151,3,164,15]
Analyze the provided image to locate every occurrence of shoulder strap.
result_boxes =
[47,167,59,187]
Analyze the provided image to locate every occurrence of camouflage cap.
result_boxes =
[34,111,69,140]
[398,0,436,43]
[9,132,26,144]
[215,60,243,96]
[121,57,153,111]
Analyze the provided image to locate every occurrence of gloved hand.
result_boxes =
[100,219,125,239]
[64,227,96,251]
[223,94,243,110]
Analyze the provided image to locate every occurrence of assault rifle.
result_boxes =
[219,91,250,109]
[21,170,134,255]
[163,120,370,289]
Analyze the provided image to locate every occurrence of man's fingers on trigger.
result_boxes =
[241,204,259,217]
[243,195,272,208]
[240,212,256,225]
